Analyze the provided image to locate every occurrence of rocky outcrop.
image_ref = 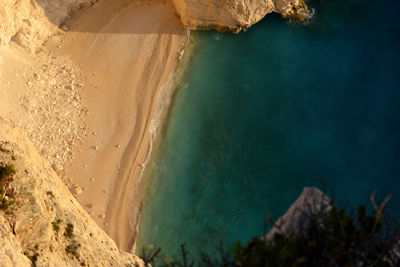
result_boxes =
[0,215,32,266]
[1,0,308,52]
[0,116,144,267]
[264,187,332,242]
[171,0,309,33]
[0,0,97,52]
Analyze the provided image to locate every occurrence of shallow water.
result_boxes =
[136,0,400,261]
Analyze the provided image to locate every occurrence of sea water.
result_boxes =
[136,0,400,261]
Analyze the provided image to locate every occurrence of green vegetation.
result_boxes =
[141,192,400,266]
[231,204,397,266]
[52,219,62,233]
[30,254,38,267]
[0,195,15,211]
[0,163,15,185]
[24,251,39,267]
[141,245,161,266]
[62,222,87,264]
[65,240,81,260]
[56,220,86,264]
[0,163,16,211]
[64,223,74,238]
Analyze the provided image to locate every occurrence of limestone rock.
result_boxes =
[0,215,31,266]
[264,187,332,243]
[0,0,98,52]
[171,0,309,33]
[1,0,309,53]
[0,116,144,267]
[52,164,64,172]
[72,185,83,195]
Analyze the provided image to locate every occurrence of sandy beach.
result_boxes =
[44,0,188,251]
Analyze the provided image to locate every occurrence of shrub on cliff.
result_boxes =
[0,163,16,185]
[0,162,17,211]
[231,205,399,266]
[141,191,400,266]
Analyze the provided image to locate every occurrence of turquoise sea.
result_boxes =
[136,0,400,261]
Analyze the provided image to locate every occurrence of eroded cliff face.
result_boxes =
[171,0,309,33]
[0,0,309,53]
[0,0,98,52]
[0,116,144,267]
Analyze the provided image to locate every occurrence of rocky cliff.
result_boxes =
[171,0,309,33]
[0,0,97,52]
[0,0,309,53]
[0,116,144,267]
[264,187,332,242]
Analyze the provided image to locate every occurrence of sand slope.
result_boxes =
[47,0,187,251]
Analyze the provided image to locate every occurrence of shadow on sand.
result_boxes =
[34,0,185,35]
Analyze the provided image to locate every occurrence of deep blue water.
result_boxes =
[136,0,400,261]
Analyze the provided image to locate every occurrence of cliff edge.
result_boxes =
[0,116,144,266]
[0,0,309,53]
[0,0,98,52]
[171,0,309,33]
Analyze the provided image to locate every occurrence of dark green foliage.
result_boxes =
[140,244,194,267]
[25,252,39,267]
[26,245,40,267]
[230,202,399,267]
[65,241,81,260]
[52,219,62,232]
[0,197,15,210]
[0,163,16,211]
[141,194,399,267]
[0,163,16,185]
[141,245,161,265]
[64,223,74,238]
[31,254,38,267]
[63,223,84,263]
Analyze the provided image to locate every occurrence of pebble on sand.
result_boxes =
[53,164,64,172]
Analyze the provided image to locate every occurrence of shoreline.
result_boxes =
[113,32,192,251]
[130,33,196,252]
[49,0,190,251]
